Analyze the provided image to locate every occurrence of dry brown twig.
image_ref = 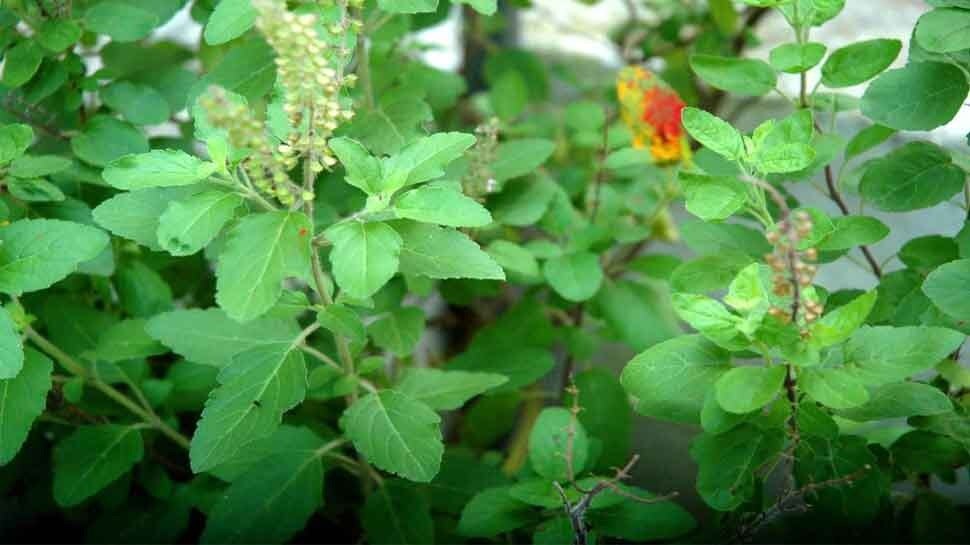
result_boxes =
[553,381,679,545]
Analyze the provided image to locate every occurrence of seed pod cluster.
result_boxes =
[254,0,357,177]
[764,210,822,327]
[462,118,499,198]
[198,86,300,205]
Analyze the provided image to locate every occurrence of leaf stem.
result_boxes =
[24,326,191,450]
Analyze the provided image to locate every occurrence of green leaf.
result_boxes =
[397,368,507,411]
[845,124,896,160]
[690,424,784,510]
[809,290,877,348]
[690,54,778,96]
[53,425,145,506]
[395,221,504,280]
[454,0,497,15]
[680,172,748,221]
[368,306,425,357]
[899,235,957,272]
[528,407,590,480]
[382,132,476,191]
[362,480,435,545]
[0,348,52,464]
[216,211,312,322]
[449,345,555,392]
[769,42,826,73]
[6,178,65,203]
[840,382,952,421]
[846,326,965,385]
[861,62,969,131]
[316,304,366,343]
[204,0,257,45]
[201,448,324,544]
[859,141,965,212]
[588,493,696,541]
[817,216,889,250]
[754,143,816,174]
[491,138,556,182]
[0,306,23,380]
[101,82,170,126]
[923,259,970,320]
[93,186,198,250]
[104,150,217,190]
[157,189,243,256]
[0,219,109,295]
[715,366,786,414]
[457,486,537,538]
[915,8,970,53]
[621,335,732,424]
[326,220,402,299]
[342,96,433,156]
[672,293,746,350]
[567,368,632,469]
[329,137,382,195]
[377,0,439,13]
[795,435,887,524]
[681,107,744,160]
[542,251,603,302]
[0,124,33,165]
[340,389,443,482]
[94,319,167,362]
[8,154,71,178]
[801,368,870,409]
[0,41,43,88]
[84,1,159,42]
[71,116,150,167]
[821,39,901,88]
[486,240,540,278]
[190,345,307,472]
[35,19,82,52]
[394,184,492,227]
[188,38,277,105]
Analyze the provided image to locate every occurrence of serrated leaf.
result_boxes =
[0,348,52,464]
[681,107,744,160]
[103,150,217,190]
[809,290,877,348]
[71,116,149,167]
[0,306,23,379]
[157,189,243,256]
[201,448,324,544]
[190,345,307,472]
[0,219,109,295]
[680,172,748,221]
[368,306,425,357]
[396,368,507,410]
[362,479,435,545]
[94,319,167,363]
[382,132,476,191]
[0,124,33,165]
[216,211,312,322]
[846,326,965,385]
[690,424,784,510]
[394,184,492,227]
[801,368,870,409]
[329,137,382,195]
[53,425,145,506]
[458,486,537,537]
[395,221,504,280]
[325,220,402,299]
[93,186,199,250]
[340,389,443,482]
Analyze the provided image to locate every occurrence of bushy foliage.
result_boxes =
[0,0,969,543]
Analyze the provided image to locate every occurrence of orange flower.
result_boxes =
[616,66,690,164]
